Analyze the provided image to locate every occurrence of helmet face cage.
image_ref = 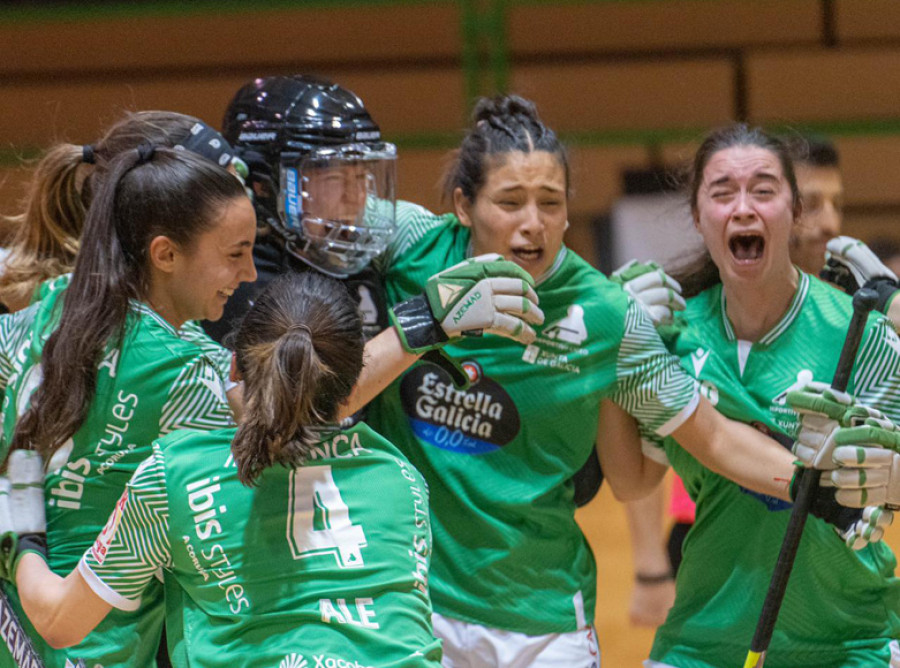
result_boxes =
[278,142,397,277]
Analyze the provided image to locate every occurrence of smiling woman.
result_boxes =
[0,145,253,668]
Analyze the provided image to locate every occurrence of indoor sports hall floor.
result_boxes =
[577,475,900,666]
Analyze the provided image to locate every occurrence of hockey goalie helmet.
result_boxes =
[223,75,396,277]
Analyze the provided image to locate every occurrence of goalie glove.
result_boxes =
[610,260,686,326]
[821,236,900,313]
[390,254,544,354]
[0,450,47,581]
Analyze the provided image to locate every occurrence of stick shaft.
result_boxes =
[744,288,878,667]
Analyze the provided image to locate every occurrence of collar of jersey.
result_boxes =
[719,270,809,345]
[464,242,567,287]
[130,300,179,336]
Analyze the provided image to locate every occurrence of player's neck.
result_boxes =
[722,264,799,342]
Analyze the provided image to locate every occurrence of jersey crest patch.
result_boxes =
[400,360,520,454]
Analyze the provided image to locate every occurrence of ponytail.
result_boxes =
[11,146,244,458]
[0,143,87,310]
[231,273,364,485]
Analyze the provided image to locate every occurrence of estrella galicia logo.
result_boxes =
[400,361,519,454]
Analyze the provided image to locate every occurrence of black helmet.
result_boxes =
[223,75,397,277]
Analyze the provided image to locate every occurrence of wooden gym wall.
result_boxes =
[2,0,900,261]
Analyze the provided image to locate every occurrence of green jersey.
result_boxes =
[0,287,234,668]
[648,274,900,668]
[35,273,234,387]
[80,424,442,668]
[367,203,699,635]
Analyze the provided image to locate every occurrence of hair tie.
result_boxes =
[81,145,96,164]
[136,143,156,165]
[287,324,312,337]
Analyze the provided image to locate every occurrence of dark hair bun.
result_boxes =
[472,95,541,128]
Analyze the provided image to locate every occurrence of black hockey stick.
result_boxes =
[743,288,878,668]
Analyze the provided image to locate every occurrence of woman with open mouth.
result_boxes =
[367,101,887,667]
[602,124,900,668]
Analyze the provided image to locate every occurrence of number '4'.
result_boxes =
[287,465,367,568]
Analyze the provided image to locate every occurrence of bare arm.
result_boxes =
[625,486,675,628]
[670,398,794,501]
[597,399,667,501]
[339,327,421,420]
[16,554,111,650]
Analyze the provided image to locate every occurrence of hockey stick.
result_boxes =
[743,288,878,668]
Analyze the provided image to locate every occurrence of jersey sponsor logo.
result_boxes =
[278,650,376,668]
[280,654,309,668]
[91,490,128,565]
[397,458,430,593]
[543,305,587,345]
[521,305,588,373]
[47,454,89,510]
[183,476,251,613]
[95,389,139,458]
[400,361,519,454]
[187,476,226,541]
[313,656,373,668]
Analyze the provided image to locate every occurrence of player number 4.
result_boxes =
[287,465,367,568]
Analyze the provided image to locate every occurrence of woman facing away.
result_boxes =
[10,271,443,668]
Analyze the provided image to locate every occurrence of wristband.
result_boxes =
[390,295,448,353]
[635,571,674,585]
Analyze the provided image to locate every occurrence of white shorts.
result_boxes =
[433,612,600,668]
